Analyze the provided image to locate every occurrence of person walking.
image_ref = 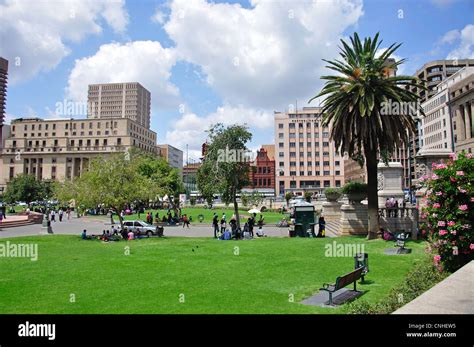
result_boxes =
[212,213,219,238]
[182,214,190,228]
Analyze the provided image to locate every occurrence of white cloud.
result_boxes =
[66,41,180,110]
[444,24,474,59]
[164,104,273,155]
[163,0,363,110]
[440,29,460,44]
[0,0,129,84]
[151,10,166,24]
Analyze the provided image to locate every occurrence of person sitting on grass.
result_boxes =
[81,229,87,240]
[256,226,266,237]
[128,230,135,240]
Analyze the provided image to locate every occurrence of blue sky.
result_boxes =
[0,0,473,160]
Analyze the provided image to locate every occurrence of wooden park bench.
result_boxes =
[320,267,364,305]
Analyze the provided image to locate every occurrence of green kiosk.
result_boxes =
[289,201,318,237]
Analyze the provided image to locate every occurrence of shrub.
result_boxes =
[190,197,196,206]
[324,188,342,195]
[304,191,312,202]
[419,152,473,272]
[341,181,368,194]
[347,258,448,314]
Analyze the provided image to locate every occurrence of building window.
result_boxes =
[335,180,341,187]
[278,123,283,129]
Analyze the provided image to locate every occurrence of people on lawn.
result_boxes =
[317,216,326,238]
[212,213,219,238]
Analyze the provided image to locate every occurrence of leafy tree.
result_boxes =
[3,174,52,204]
[304,191,312,203]
[310,32,424,239]
[137,154,184,214]
[197,123,252,228]
[55,153,160,229]
[285,192,294,207]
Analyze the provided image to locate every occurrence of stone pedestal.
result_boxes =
[339,203,368,236]
[39,214,53,234]
[322,201,342,223]
[377,162,405,208]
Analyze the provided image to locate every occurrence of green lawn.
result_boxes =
[121,207,287,224]
[0,235,428,314]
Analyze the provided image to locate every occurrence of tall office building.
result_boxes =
[157,144,183,173]
[274,107,344,196]
[448,68,474,153]
[0,117,157,190]
[87,82,151,128]
[0,57,8,147]
[407,59,474,183]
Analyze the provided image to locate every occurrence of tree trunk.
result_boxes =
[233,193,240,230]
[365,149,380,240]
[116,208,124,231]
[110,209,115,225]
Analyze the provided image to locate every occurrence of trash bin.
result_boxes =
[354,253,369,282]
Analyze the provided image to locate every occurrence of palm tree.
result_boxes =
[309,33,424,239]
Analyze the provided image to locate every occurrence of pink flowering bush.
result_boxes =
[420,152,473,272]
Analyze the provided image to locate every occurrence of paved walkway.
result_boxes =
[0,216,338,239]
[394,260,474,314]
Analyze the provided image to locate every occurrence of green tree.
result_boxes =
[3,174,51,204]
[197,123,252,228]
[285,192,294,207]
[304,191,312,203]
[55,153,160,229]
[137,154,184,214]
[310,33,424,239]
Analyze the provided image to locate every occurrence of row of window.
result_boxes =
[285,180,342,188]
[279,142,331,148]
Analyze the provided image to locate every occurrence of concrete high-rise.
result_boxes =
[87,82,151,129]
[274,107,344,197]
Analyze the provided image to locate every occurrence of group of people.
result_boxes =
[81,225,148,242]
[49,208,72,222]
[212,212,266,240]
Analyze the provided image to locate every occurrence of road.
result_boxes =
[0,216,338,238]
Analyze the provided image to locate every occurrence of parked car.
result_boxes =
[118,220,160,236]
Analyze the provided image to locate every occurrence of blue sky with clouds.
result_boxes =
[0,0,473,160]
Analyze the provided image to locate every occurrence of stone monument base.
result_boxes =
[340,203,368,236]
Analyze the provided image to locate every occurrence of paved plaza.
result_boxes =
[0,216,339,239]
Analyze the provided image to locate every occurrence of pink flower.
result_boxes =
[436,191,443,196]
[459,205,468,211]
[462,224,471,229]
[451,230,457,235]
[453,247,459,255]
[456,171,464,176]
[437,163,447,169]
[447,221,456,226]
[450,177,457,182]
[433,203,441,208]
[439,230,448,236]
[449,153,457,160]
[434,255,441,263]
[467,153,473,159]
[458,187,467,193]
[470,244,474,250]
[432,174,439,180]
[471,197,474,202]
[432,213,438,218]
[438,221,446,226]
